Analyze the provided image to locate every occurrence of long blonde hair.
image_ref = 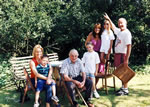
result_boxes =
[32,44,44,57]
[104,20,111,34]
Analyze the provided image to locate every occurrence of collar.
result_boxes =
[68,58,79,64]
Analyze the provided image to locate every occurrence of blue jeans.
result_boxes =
[35,79,53,103]
[65,75,93,104]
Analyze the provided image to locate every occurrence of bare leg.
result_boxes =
[100,52,105,64]
[46,103,50,107]
[52,80,56,96]
[35,91,40,103]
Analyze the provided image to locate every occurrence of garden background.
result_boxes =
[0,0,150,106]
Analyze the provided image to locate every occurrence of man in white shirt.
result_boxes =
[104,13,132,96]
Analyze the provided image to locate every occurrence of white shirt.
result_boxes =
[114,27,132,54]
[82,51,100,74]
[100,29,115,54]
[60,58,85,78]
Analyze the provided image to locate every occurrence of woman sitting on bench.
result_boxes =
[29,44,60,107]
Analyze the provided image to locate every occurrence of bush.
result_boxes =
[0,55,11,88]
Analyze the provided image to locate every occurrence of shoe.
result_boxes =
[86,101,94,107]
[115,88,123,93]
[116,90,129,96]
[93,91,100,98]
[73,101,79,107]
[55,104,61,107]
[51,96,59,103]
[33,102,39,107]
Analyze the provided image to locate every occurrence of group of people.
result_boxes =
[29,13,132,107]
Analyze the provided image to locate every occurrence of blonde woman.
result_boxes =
[100,20,115,66]
[29,44,60,107]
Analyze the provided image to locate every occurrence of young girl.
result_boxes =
[82,42,100,98]
[100,20,115,68]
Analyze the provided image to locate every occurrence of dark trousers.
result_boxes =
[65,75,93,104]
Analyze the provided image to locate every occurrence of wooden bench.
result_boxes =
[9,53,60,104]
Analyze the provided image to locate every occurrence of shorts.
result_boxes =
[86,73,95,78]
[100,48,109,54]
[37,79,55,92]
[114,53,125,67]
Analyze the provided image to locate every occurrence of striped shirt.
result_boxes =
[36,64,50,77]
[60,58,85,78]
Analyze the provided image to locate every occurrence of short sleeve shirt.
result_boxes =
[100,29,115,54]
[60,58,85,78]
[82,51,100,74]
[36,64,50,77]
[114,28,132,54]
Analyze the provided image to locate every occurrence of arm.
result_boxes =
[108,40,113,54]
[104,13,117,31]
[63,74,81,87]
[46,63,53,84]
[95,64,99,76]
[124,44,132,67]
[30,60,47,80]
[35,76,37,88]
[85,32,92,47]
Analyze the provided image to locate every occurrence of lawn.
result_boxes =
[0,74,150,107]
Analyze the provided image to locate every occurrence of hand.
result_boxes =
[80,81,85,88]
[104,13,110,20]
[35,82,37,88]
[108,48,111,54]
[123,60,128,67]
[46,78,52,85]
[74,80,82,88]
[94,72,97,76]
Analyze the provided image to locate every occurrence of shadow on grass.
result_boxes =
[0,83,150,107]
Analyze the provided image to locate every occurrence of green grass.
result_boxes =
[0,74,150,107]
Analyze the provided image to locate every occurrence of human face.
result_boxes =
[118,18,127,31]
[104,21,110,30]
[94,27,100,34]
[86,44,94,52]
[69,52,78,63]
[41,57,49,67]
[35,48,43,59]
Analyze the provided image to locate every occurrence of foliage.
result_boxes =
[105,0,150,65]
[0,0,149,61]
[0,55,11,88]
[0,0,54,56]
[0,0,150,87]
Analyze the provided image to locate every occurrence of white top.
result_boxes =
[114,27,132,54]
[100,29,115,54]
[82,51,100,74]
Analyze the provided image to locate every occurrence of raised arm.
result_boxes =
[30,60,47,80]
[104,13,116,31]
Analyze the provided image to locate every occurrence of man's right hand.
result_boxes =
[73,80,83,88]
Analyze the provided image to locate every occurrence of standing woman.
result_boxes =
[85,23,102,53]
[29,44,53,107]
[85,23,104,86]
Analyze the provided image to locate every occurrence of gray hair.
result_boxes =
[69,49,79,56]
[119,18,127,25]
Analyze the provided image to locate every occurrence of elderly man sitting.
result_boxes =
[60,49,94,107]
